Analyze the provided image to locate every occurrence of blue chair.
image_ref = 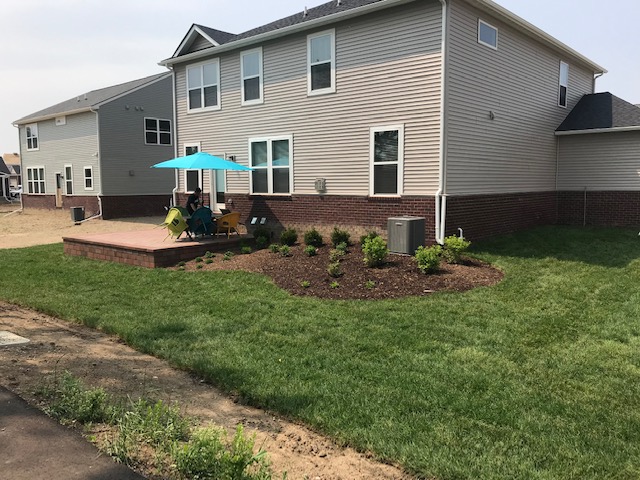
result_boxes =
[188,206,214,237]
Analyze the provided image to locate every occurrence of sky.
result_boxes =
[1,0,638,154]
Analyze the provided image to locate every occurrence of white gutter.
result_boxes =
[88,107,103,221]
[435,0,448,244]
[13,107,94,126]
[555,126,640,136]
[159,0,416,67]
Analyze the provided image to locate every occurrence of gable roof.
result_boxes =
[0,157,10,176]
[161,0,605,75]
[556,92,640,135]
[172,24,237,57]
[13,72,171,125]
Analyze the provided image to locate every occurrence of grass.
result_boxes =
[3,225,640,479]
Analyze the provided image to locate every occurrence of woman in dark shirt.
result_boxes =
[186,187,201,215]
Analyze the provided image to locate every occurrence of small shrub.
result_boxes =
[241,246,252,254]
[252,226,270,240]
[204,251,215,258]
[178,266,185,271]
[279,244,291,257]
[330,281,340,289]
[329,249,345,262]
[359,231,380,246]
[195,257,203,263]
[204,258,213,264]
[255,235,269,249]
[196,264,203,269]
[268,243,280,253]
[443,235,471,264]
[304,245,317,257]
[280,228,298,246]
[331,227,351,247]
[177,261,186,267]
[365,280,376,289]
[362,236,389,268]
[303,228,324,247]
[415,244,442,274]
[327,261,342,278]
[223,251,234,261]
[301,280,310,288]
[336,241,348,253]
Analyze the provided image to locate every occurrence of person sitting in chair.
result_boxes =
[186,187,201,215]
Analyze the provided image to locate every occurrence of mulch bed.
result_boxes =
[173,243,503,300]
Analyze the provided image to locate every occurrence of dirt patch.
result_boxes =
[174,244,502,300]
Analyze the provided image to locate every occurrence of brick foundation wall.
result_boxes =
[558,191,640,227]
[226,194,437,243]
[22,195,100,216]
[445,191,558,240]
[101,195,172,220]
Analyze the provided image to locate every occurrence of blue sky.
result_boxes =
[1,0,637,153]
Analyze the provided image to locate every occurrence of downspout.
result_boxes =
[11,123,24,214]
[435,0,448,244]
[170,66,179,207]
[82,106,103,221]
[593,72,604,93]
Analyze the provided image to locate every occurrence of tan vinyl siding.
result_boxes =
[20,112,99,195]
[445,0,595,195]
[187,35,215,54]
[558,131,640,190]
[175,1,443,196]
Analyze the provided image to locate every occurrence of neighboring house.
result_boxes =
[556,93,640,226]
[13,73,175,219]
[159,0,635,242]
[0,157,10,199]
[2,153,22,190]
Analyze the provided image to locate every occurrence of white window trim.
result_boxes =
[26,123,39,151]
[186,59,221,113]
[240,47,264,106]
[144,117,172,146]
[26,166,46,195]
[64,164,73,195]
[558,61,569,108]
[478,19,498,50]
[83,166,94,191]
[307,29,336,96]
[369,125,404,197]
[248,135,294,195]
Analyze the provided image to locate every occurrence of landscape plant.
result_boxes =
[303,228,324,247]
[278,245,291,257]
[280,228,298,246]
[414,244,442,273]
[362,236,389,268]
[327,261,342,277]
[304,245,317,257]
[443,235,471,264]
[268,243,280,253]
[359,231,380,246]
[330,227,350,247]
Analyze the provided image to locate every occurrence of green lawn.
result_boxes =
[2,225,640,479]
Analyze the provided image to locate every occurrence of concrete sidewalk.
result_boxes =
[0,386,144,480]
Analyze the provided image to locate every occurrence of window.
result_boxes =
[558,61,569,108]
[184,144,201,192]
[84,166,94,190]
[26,124,39,151]
[478,20,498,49]
[370,126,404,196]
[249,136,292,194]
[187,60,220,112]
[241,48,263,105]
[144,118,172,145]
[27,167,45,194]
[64,165,73,195]
[307,29,335,95]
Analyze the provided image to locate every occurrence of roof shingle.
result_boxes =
[556,92,640,132]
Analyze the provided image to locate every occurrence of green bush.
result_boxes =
[359,231,380,246]
[330,227,351,247]
[268,243,280,253]
[330,281,340,289]
[252,226,270,241]
[195,257,203,263]
[362,236,389,268]
[327,261,342,278]
[303,228,324,247]
[442,235,471,264]
[204,251,215,258]
[279,245,291,257]
[415,244,442,274]
[241,246,252,255]
[304,245,317,257]
[255,235,269,249]
[280,228,298,246]
[329,249,345,262]
[335,242,348,253]
[223,251,234,261]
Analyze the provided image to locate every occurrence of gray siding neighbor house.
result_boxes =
[160,0,635,242]
[13,73,175,219]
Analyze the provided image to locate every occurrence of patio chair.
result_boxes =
[160,207,192,241]
[188,206,215,237]
[215,212,241,238]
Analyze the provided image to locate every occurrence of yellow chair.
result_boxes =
[215,212,241,238]
[160,207,192,241]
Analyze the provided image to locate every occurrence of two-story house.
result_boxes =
[160,0,639,242]
[14,73,175,219]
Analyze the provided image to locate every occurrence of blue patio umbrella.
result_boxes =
[151,152,252,171]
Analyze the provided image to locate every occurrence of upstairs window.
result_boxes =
[250,136,292,194]
[558,61,569,107]
[308,29,335,95]
[26,124,39,151]
[478,20,498,49]
[241,48,263,105]
[27,166,45,194]
[144,118,172,145]
[370,126,404,196]
[187,60,220,112]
